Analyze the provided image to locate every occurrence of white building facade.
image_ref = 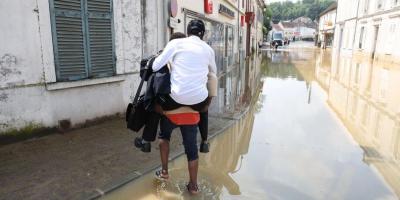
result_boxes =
[334,0,400,62]
[318,3,337,48]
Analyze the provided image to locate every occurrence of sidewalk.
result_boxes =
[0,115,235,200]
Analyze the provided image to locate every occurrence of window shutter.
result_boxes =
[52,0,88,81]
[87,0,115,78]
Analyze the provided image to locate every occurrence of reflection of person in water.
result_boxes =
[200,110,256,196]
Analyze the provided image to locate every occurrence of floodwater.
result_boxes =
[101,43,399,200]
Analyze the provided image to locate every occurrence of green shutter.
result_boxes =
[52,0,88,81]
[87,0,115,78]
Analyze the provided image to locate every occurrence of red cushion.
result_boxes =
[166,113,200,125]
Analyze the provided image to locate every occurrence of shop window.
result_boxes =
[50,0,115,81]
[186,15,225,74]
[225,26,234,66]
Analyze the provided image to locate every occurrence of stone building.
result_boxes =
[0,0,265,134]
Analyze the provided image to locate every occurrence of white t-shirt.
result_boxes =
[152,36,217,105]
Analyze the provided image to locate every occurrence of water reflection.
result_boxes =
[210,54,262,116]
[102,44,398,200]
[315,49,400,197]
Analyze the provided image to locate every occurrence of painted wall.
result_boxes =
[0,0,153,133]
[319,10,336,32]
[0,0,264,133]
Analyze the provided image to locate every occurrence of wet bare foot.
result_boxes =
[187,182,199,195]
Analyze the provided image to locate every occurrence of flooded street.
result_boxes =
[101,43,399,200]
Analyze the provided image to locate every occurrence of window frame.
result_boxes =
[49,0,116,82]
[359,26,365,49]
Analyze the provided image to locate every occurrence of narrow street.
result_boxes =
[101,43,399,200]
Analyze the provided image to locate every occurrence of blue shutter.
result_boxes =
[87,0,115,78]
[51,0,88,81]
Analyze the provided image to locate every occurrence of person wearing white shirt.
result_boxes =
[152,19,216,195]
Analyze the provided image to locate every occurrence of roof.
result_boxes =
[281,21,296,28]
[291,17,317,29]
[319,2,337,17]
[271,23,284,31]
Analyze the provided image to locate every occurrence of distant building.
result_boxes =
[318,2,337,48]
[333,0,400,63]
[292,17,317,40]
[270,17,317,41]
[281,21,296,40]
[271,22,284,32]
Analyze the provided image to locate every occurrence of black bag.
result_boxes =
[126,56,155,132]
[126,95,147,132]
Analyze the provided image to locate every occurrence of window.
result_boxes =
[359,27,365,49]
[364,0,369,14]
[377,0,384,9]
[50,0,115,81]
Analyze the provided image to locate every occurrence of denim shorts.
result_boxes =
[158,116,198,161]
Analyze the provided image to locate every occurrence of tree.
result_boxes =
[267,0,335,21]
[263,7,273,35]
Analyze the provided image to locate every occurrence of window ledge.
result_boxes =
[46,76,125,91]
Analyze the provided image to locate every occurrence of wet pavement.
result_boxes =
[101,42,399,200]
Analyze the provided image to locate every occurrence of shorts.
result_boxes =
[158,116,198,161]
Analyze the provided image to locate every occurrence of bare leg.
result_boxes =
[159,139,169,173]
[188,159,198,185]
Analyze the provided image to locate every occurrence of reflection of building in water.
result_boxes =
[315,51,400,196]
[210,53,262,115]
[200,104,256,196]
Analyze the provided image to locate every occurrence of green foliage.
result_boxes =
[268,0,335,21]
[263,6,273,33]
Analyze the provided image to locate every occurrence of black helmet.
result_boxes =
[187,19,205,39]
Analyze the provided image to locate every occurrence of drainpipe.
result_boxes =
[162,0,168,46]
[238,0,241,67]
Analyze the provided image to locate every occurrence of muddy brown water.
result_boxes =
[101,43,399,200]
